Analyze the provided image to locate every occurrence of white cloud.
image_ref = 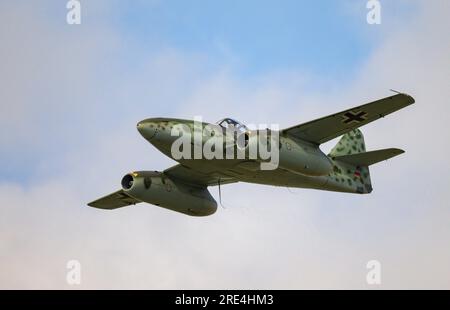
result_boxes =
[0,1,449,289]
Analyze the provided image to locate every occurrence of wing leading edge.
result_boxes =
[282,93,415,145]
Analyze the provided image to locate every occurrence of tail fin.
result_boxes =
[326,129,404,194]
[328,128,366,157]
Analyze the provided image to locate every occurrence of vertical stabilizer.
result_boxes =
[326,129,372,194]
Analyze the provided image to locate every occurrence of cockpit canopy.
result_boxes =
[216,118,248,133]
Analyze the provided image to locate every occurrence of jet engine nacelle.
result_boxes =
[121,171,217,216]
[238,130,332,176]
[278,136,333,176]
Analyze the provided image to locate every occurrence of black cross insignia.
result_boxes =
[342,110,368,124]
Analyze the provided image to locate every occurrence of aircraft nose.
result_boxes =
[137,120,157,139]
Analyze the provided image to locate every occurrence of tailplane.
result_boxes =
[332,148,404,166]
[325,129,405,194]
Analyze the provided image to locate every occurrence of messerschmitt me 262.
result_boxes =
[88,93,415,216]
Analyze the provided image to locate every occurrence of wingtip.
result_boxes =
[405,93,415,104]
[392,148,406,155]
[389,89,415,104]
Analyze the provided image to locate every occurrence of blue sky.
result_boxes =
[115,1,348,79]
[111,0,416,79]
[2,1,450,289]
[0,0,418,184]
[118,0,371,77]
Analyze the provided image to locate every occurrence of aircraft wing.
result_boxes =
[164,164,238,187]
[87,190,141,209]
[281,93,415,145]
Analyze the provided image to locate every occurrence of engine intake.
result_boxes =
[121,174,134,190]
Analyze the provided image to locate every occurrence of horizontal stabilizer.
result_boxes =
[332,148,405,166]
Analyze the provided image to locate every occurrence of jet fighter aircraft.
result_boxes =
[88,93,415,216]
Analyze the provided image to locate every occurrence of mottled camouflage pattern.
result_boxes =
[329,129,366,156]
[142,120,375,194]
[327,129,372,193]
[90,93,414,215]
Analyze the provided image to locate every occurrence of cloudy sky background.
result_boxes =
[0,0,449,289]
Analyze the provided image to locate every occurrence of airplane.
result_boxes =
[88,93,415,216]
